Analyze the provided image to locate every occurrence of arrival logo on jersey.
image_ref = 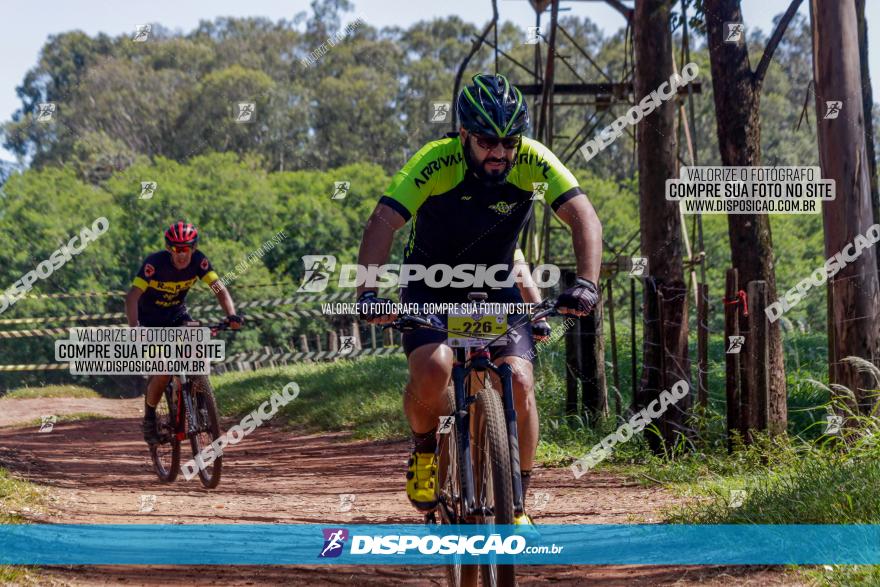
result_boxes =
[489,201,515,215]
[517,152,551,178]
[200,258,209,271]
[413,152,463,188]
[144,264,155,278]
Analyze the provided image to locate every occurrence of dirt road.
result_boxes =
[0,397,802,586]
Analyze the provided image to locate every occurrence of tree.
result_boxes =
[810,0,880,412]
[855,0,880,261]
[634,0,691,452]
[703,0,802,436]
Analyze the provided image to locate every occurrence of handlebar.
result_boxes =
[385,314,435,332]
[384,298,560,337]
[183,317,244,336]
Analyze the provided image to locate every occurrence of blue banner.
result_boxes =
[1,524,879,565]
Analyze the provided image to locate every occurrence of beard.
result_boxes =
[463,140,515,186]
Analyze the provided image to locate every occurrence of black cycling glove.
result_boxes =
[532,319,552,340]
[225,314,244,329]
[357,291,395,323]
[556,277,600,316]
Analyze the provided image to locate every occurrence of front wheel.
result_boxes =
[149,382,181,483]
[188,376,223,489]
[472,387,516,587]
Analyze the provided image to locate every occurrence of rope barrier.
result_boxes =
[0,345,403,372]
[0,307,329,339]
[18,282,298,300]
[0,292,355,326]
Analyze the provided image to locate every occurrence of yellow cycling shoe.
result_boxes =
[406,452,439,511]
[513,512,541,538]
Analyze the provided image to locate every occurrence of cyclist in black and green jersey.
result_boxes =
[356,73,603,527]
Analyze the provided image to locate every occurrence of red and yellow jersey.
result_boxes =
[132,250,219,321]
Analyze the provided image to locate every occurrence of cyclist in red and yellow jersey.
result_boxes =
[124,221,242,444]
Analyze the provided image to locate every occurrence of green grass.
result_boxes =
[0,468,42,583]
[0,468,41,524]
[3,385,100,399]
[14,412,113,429]
[213,355,410,439]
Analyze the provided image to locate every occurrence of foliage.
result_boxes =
[0,4,868,392]
[3,385,99,399]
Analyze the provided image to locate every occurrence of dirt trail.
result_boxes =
[0,397,803,586]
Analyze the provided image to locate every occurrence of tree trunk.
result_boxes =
[856,0,880,254]
[633,0,692,452]
[811,0,880,411]
[703,0,788,436]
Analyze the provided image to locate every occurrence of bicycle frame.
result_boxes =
[165,320,232,443]
[171,374,201,442]
[388,299,558,523]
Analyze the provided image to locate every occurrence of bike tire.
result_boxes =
[188,375,223,489]
[472,387,516,587]
[437,386,467,587]
[149,383,181,483]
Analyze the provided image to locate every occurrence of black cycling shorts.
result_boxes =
[139,310,194,328]
[399,287,535,361]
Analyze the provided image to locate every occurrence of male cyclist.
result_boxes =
[125,221,243,444]
[355,74,603,526]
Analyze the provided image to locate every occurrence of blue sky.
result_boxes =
[1,0,877,163]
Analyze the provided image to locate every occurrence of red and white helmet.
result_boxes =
[164,220,199,247]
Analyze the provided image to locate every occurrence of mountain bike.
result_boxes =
[148,320,235,489]
[388,294,558,587]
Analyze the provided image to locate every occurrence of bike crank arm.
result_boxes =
[491,362,525,516]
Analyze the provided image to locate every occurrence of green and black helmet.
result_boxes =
[457,73,529,137]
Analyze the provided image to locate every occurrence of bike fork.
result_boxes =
[179,376,198,437]
[452,364,476,517]
[493,362,525,516]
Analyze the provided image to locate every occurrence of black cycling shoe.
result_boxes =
[142,415,160,444]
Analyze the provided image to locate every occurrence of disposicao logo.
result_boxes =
[317,530,527,557]
[319,528,349,558]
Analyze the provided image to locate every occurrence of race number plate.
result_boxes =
[447,308,508,347]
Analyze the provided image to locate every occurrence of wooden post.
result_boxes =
[630,277,638,411]
[315,333,323,353]
[563,271,581,418]
[351,320,362,349]
[697,283,709,409]
[370,324,377,349]
[264,346,275,369]
[724,269,742,449]
[328,331,339,353]
[656,288,667,393]
[383,327,393,347]
[748,281,773,433]
[606,279,622,417]
[299,334,309,353]
[580,290,608,422]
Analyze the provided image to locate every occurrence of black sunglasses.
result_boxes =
[472,133,521,150]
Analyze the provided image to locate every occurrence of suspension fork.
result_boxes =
[452,362,476,516]
[490,361,525,516]
[179,373,198,436]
